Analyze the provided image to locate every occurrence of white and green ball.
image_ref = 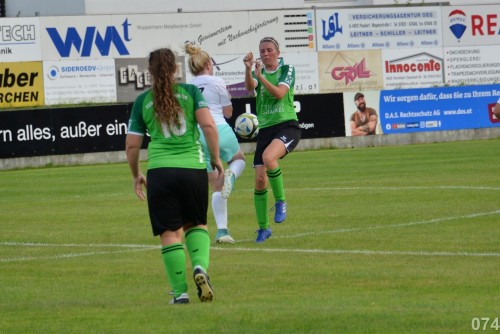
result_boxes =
[234,113,259,139]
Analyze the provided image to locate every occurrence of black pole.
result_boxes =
[0,0,5,17]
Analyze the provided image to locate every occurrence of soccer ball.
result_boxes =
[234,113,259,139]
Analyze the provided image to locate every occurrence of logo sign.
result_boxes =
[0,17,42,62]
[332,58,370,85]
[318,50,383,93]
[321,12,343,41]
[383,50,444,89]
[449,9,467,40]
[43,17,131,59]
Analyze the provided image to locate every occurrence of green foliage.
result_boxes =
[1,139,499,333]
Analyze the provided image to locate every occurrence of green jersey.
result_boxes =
[127,83,208,170]
[253,64,297,129]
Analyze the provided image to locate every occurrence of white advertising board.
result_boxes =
[316,7,442,51]
[382,48,444,89]
[281,52,319,95]
[442,5,500,46]
[112,9,314,57]
[43,59,117,105]
[40,10,315,61]
[0,17,42,62]
[444,45,500,85]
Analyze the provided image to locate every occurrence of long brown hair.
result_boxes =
[148,48,182,129]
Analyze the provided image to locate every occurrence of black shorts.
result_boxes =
[253,120,302,166]
[146,167,208,235]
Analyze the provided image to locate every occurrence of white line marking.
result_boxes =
[0,248,151,263]
[294,186,500,191]
[0,242,157,248]
[0,186,497,204]
[212,247,500,257]
[275,209,500,239]
[1,210,499,261]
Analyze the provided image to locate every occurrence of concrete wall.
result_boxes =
[2,127,499,170]
[5,0,84,17]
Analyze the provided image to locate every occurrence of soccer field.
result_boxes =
[1,139,499,334]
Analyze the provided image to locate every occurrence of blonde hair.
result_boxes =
[184,43,211,76]
[148,48,183,130]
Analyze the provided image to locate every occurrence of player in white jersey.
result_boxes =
[185,43,246,244]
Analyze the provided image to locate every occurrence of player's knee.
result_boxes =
[255,175,267,189]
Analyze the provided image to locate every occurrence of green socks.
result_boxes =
[161,243,187,298]
[254,188,269,229]
[267,167,285,202]
[161,228,211,298]
[185,227,210,271]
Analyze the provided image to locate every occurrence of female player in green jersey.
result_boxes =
[126,48,223,304]
[243,37,302,243]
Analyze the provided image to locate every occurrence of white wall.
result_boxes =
[6,0,84,17]
[85,0,304,15]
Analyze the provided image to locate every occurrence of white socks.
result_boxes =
[212,191,227,230]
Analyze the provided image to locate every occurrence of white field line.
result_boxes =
[0,247,152,263]
[269,209,500,240]
[212,247,500,257]
[0,186,498,204]
[1,209,499,262]
[291,186,500,191]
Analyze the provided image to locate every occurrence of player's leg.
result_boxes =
[179,168,214,302]
[262,139,287,223]
[147,168,189,303]
[254,165,272,242]
[263,123,302,223]
[208,170,234,243]
[160,229,188,304]
[223,150,246,194]
[220,125,246,199]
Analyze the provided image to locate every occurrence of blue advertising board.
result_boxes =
[379,84,500,134]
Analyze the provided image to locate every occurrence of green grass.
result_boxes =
[1,139,499,334]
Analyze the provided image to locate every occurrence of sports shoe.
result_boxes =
[255,228,272,243]
[273,201,287,223]
[215,229,235,244]
[169,292,189,304]
[193,266,214,302]
[221,169,235,199]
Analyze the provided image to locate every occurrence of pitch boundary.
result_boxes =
[1,209,499,262]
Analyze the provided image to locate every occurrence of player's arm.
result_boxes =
[257,76,289,100]
[125,133,147,200]
[254,61,290,100]
[217,84,233,119]
[196,107,223,176]
[243,52,257,92]
[223,105,233,119]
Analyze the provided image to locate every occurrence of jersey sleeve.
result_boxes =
[216,81,232,107]
[127,92,147,136]
[191,84,209,110]
[279,65,295,89]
